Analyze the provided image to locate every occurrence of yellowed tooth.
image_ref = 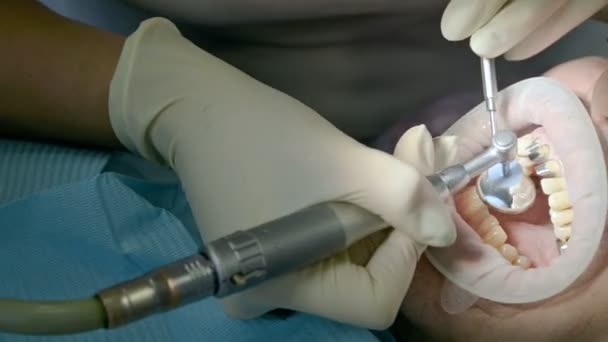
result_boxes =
[549,191,572,210]
[535,160,562,178]
[477,214,500,237]
[499,244,518,263]
[456,187,489,222]
[515,255,532,269]
[554,225,572,243]
[456,186,479,203]
[517,135,536,157]
[482,226,508,249]
[458,198,487,219]
[517,156,538,177]
[550,209,574,226]
[541,177,567,195]
[517,146,529,157]
[528,144,550,162]
[517,156,536,170]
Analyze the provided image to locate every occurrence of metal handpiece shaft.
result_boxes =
[481,57,498,136]
[481,57,512,176]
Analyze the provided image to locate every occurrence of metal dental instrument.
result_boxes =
[481,58,498,136]
[0,139,519,335]
[476,58,535,214]
[481,57,509,177]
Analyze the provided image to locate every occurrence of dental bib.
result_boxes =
[400,78,608,313]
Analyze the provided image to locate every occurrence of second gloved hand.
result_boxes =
[441,0,607,60]
[108,18,456,329]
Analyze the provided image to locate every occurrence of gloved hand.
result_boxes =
[108,17,457,329]
[441,0,608,60]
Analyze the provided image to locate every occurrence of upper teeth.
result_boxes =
[528,144,550,162]
[548,191,572,211]
[541,178,566,194]
[518,135,573,246]
[535,160,562,178]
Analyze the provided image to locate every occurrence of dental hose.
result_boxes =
[0,202,385,335]
[0,298,105,334]
[0,140,513,335]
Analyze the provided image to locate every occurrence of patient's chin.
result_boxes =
[374,78,608,341]
[396,238,608,342]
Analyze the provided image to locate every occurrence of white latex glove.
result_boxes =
[109,17,458,329]
[441,0,608,60]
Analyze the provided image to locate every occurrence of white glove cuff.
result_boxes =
[108,17,186,164]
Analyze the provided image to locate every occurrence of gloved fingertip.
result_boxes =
[440,1,477,41]
[417,177,458,247]
[469,34,504,59]
[440,17,469,41]
[394,125,434,172]
[393,125,421,150]
[137,17,183,40]
[503,52,528,62]
[404,124,429,137]
[388,180,457,247]
[415,209,457,247]
[433,135,461,170]
[433,134,458,147]
[405,125,432,147]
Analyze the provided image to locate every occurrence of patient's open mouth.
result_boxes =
[453,128,571,269]
[417,77,608,307]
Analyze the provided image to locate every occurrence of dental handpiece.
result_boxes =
[480,57,513,177]
[95,136,517,329]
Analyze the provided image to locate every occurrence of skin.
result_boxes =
[1,0,123,148]
[392,57,608,342]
